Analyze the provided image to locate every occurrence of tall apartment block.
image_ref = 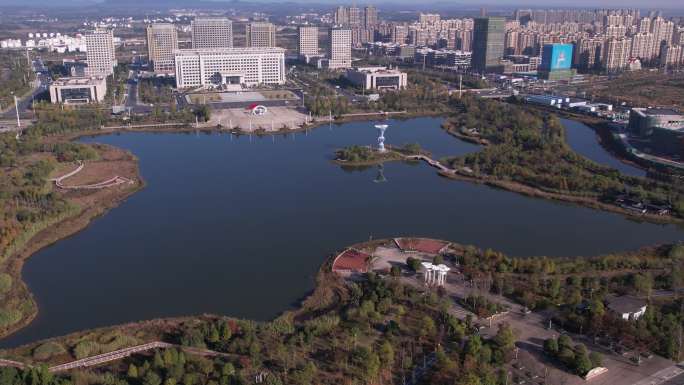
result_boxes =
[327,28,352,69]
[85,29,116,76]
[602,37,632,72]
[364,6,378,28]
[298,26,319,58]
[246,22,276,48]
[192,17,233,48]
[146,23,178,74]
[472,17,505,73]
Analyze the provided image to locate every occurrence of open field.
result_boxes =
[581,72,684,109]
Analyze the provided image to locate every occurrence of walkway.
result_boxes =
[0,341,232,373]
[50,161,134,190]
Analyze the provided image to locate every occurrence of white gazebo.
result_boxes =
[421,262,450,287]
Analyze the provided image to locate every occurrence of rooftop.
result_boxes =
[607,296,647,315]
[332,249,370,273]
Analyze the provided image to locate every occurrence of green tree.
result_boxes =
[143,371,162,385]
[127,364,139,379]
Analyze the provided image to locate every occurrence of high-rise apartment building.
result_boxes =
[574,37,603,70]
[334,6,348,25]
[348,7,362,27]
[246,22,276,48]
[85,29,116,76]
[146,23,178,74]
[364,6,378,28]
[192,17,233,48]
[298,26,319,57]
[327,28,352,69]
[602,37,632,72]
[630,32,656,61]
[660,44,683,68]
[472,17,505,73]
[392,25,408,44]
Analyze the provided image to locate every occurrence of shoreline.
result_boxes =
[0,145,146,341]
[1,109,681,344]
[0,236,674,364]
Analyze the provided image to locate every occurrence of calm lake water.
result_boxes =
[2,117,681,347]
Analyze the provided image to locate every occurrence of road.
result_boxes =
[1,57,49,121]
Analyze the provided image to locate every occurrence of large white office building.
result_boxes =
[174,47,286,88]
[146,23,178,74]
[192,17,233,48]
[85,29,116,76]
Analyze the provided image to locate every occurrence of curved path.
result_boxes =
[0,341,231,373]
[50,161,134,190]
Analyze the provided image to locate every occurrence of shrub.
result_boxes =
[33,342,67,360]
[0,274,12,294]
[0,309,22,327]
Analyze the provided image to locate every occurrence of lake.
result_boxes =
[1,117,681,347]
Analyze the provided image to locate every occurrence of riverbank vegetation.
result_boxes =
[456,241,684,360]
[442,96,684,219]
[0,266,521,385]
[0,111,142,337]
[334,143,427,165]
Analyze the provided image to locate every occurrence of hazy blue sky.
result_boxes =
[0,0,683,8]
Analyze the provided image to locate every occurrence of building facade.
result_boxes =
[298,26,319,57]
[146,23,178,74]
[245,22,276,48]
[85,29,116,76]
[345,66,407,90]
[49,76,107,104]
[192,17,233,49]
[472,17,505,73]
[327,28,352,69]
[174,48,286,88]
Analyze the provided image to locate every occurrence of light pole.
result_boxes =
[13,93,21,128]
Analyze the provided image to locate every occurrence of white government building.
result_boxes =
[174,47,286,88]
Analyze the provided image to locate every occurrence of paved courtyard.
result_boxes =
[208,107,310,132]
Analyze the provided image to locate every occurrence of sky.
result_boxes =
[0,0,683,9]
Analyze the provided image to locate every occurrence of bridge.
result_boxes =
[0,341,233,373]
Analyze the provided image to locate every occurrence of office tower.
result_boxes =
[298,26,318,57]
[174,48,286,88]
[472,17,505,73]
[364,6,378,28]
[146,24,177,74]
[602,37,632,72]
[246,22,276,48]
[328,28,352,69]
[539,43,575,80]
[192,17,233,48]
[85,29,116,76]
